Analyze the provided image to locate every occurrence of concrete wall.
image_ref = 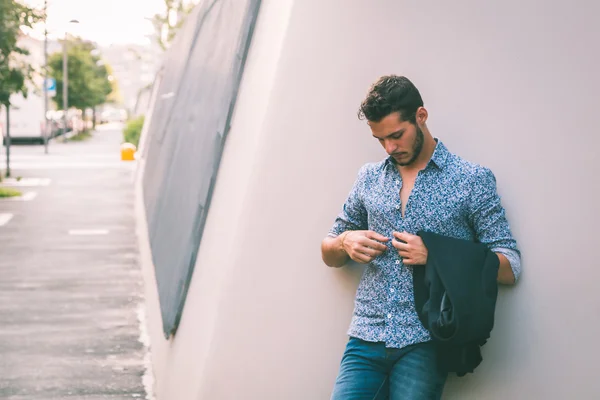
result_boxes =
[136,0,600,399]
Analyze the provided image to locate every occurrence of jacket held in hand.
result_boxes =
[413,231,500,376]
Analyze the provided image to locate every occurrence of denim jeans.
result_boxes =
[330,337,447,400]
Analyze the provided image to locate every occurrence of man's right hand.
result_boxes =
[341,231,389,264]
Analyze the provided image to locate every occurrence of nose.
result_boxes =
[384,140,397,155]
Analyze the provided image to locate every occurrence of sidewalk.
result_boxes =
[0,124,149,399]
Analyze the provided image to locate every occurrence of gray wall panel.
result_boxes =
[142,0,261,337]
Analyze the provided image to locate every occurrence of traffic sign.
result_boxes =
[45,78,56,98]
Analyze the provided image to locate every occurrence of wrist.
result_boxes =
[339,231,350,253]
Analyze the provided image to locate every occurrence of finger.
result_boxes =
[363,246,387,258]
[358,251,375,261]
[353,252,371,264]
[363,238,388,252]
[391,240,409,250]
[357,236,386,250]
[371,249,386,257]
[367,231,389,242]
[357,246,379,257]
[398,250,411,258]
[393,231,414,243]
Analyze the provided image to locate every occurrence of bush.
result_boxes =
[0,187,22,198]
[123,115,145,148]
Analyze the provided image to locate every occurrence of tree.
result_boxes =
[0,0,43,177]
[47,39,113,121]
[104,63,123,105]
[151,0,196,50]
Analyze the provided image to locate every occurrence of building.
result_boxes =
[135,1,600,399]
[99,43,162,113]
[0,35,60,141]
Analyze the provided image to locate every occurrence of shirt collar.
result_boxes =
[385,138,450,170]
[428,139,449,170]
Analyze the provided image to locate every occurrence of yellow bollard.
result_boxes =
[120,142,137,161]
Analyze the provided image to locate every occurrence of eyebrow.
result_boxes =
[373,129,405,139]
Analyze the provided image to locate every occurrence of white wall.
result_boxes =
[0,36,45,138]
[136,0,297,399]
[137,0,600,399]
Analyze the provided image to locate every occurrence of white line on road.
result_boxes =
[0,178,51,187]
[8,162,129,170]
[68,229,110,235]
[21,192,38,201]
[0,213,13,226]
[7,153,118,160]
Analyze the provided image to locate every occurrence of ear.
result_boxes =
[416,107,428,125]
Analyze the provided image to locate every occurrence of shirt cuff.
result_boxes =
[492,247,522,282]
[328,221,351,238]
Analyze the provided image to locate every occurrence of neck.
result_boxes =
[398,129,437,174]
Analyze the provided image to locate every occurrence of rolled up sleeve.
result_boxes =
[328,165,368,237]
[468,167,522,281]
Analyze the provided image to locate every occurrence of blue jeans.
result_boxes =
[331,337,447,400]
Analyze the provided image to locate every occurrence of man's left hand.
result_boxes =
[392,232,428,266]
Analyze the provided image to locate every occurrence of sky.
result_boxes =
[22,0,168,46]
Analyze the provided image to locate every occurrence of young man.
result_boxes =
[322,75,521,400]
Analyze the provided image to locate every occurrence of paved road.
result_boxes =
[0,124,149,399]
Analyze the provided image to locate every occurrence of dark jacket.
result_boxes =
[413,231,500,376]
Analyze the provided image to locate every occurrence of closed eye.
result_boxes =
[373,129,405,141]
[377,133,403,142]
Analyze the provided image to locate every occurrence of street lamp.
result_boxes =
[62,19,79,138]
[43,0,49,154]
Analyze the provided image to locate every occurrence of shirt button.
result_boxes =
[395,260,400,265]
[390,288,395,293]
[387,313,392,319]
[395,205,400,210]
[395,180,400,184]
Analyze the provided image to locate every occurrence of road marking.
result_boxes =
[0,178,51,187]
[68,229,110,235]
[8,153,118,160]
[0,213,13,226]
[21,192,38,201]
[8,162,129,170]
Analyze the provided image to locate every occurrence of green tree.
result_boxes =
[104,63,123,105]
[0,0,43,177]
[151,0,196,50]
[48,39,113,114]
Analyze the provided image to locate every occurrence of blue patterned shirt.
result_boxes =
[328,140,521,349]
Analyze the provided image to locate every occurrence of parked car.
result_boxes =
[100,108,127,124]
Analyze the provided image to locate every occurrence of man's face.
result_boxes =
[369,111,424,166]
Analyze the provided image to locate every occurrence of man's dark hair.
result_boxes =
[358,75,424,123]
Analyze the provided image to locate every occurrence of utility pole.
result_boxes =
[5,105,11,178]
[62,35,68,139]
[43,0,49,153]
[61,20,79,138]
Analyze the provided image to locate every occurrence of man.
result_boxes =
[322,75,521,400]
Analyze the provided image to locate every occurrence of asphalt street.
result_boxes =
[0,124,149,399]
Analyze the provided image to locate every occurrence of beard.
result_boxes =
[395,125,425,166]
